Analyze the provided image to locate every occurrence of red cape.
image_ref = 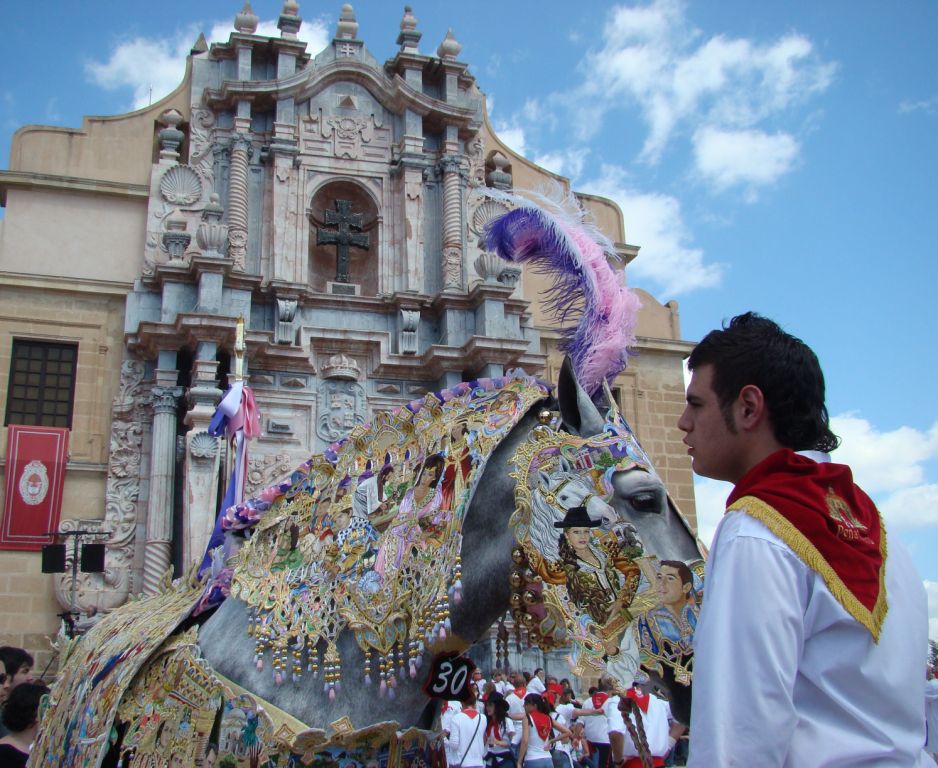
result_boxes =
[727,449,887,639]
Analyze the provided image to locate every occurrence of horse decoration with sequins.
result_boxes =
[30,191,705,768]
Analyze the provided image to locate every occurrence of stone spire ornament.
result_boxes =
[397,5,421,53]
[437,28,462,60]
[196,194,228,258]
[278,0,302,39]
[336,4,359,39]
[235,2,259,34]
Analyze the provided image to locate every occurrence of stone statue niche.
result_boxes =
[308,180,379,296]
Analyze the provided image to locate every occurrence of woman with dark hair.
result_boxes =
[484,691,515,768]
[0,682,49,766]
[518,694,572,768]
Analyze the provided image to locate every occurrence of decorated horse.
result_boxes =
[31,192,705,768]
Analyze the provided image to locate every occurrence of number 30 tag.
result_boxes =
[423,652,476,702]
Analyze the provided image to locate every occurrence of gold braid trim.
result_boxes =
[728,495,889,642]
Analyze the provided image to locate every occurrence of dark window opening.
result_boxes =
[4,340,79,429]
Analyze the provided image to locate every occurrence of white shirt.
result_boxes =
[527,675,546,695]
[506,691,526,744]
[553,702,575,755]
[926,678,938,753]
[620,694,672,759]
[442,700,464,763]
[446,709,488,768]
[689,510,931,767]
[602,695,625,736]
[581,695,610,744]
[486,716,516,754]
[495,679,513,696]
[523,715,553,762]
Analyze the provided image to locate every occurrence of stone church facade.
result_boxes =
[0,4,695,665]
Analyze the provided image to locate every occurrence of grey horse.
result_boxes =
[198,359,702,729]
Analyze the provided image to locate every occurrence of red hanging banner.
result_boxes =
[1,425,69,550]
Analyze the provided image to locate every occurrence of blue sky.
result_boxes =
[2,1,936,637]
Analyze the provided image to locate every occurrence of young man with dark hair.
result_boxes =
[680,312,929,765]
[0,648,33,689]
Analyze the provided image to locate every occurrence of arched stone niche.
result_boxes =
[308,180,380,295]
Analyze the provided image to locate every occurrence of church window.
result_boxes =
[4,340,78,429]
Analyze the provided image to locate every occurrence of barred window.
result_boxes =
[4,340,78,428]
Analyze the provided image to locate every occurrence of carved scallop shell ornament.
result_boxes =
[160,165,203,205]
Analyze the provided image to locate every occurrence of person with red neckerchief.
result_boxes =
[680,313,930,767]
[570,680,612,768]
[518,694,572,768]
[445,687,488,768]
[483,691,516,768]
[505,671,528,758]
[617,678,674,768]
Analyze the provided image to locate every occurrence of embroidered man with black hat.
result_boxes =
[680,312,930,766]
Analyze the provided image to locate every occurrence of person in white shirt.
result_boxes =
[483,692,516,768]
[445,689,488,768]
[571,681,612,768]
[618,680,673,768]
[518,694,571,768]
[680,313,931,767]
[527,668,546,695]
[492,669,513,697]
[552,688,578,768]
[442,699,465,767]
[505,673,529,757]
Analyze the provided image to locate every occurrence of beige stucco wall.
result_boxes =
[6,72,190,185]
[0,283,127,666]
[1,187,147,283]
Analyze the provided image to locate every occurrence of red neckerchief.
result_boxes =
[727,449,887,639]
[463,707,478,719]
[625,688,649,713]
[486,720,502,739]
[529,711,551,741]
[513,686,526,699]
[590,692,609,709]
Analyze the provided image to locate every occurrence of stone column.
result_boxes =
[142,382,183,594]
[227,134,251,271]
[441,155,463,291]
[182,342,222,570]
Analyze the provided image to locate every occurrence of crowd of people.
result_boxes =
[443,668,686,768]
[0,646,48,767]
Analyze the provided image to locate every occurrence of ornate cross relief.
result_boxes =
[316,200,370,283]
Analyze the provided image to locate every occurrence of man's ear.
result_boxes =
[735,384,767,430]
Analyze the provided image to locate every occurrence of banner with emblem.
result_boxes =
[1,425,69,550]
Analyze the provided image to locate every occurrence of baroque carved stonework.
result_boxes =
[316,379,366,442]
[302,108,390,161]
[245,453,305,498]
[55,360,152,616]
[159,165,203,206]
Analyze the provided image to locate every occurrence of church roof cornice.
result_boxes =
[204,59,480,130]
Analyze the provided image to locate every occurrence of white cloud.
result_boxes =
[585,164,722,296]
[692,476,733,547]
[926,581,938,642]
[879,485,938,528]
[693,126,799,193]
[86,17,329,111]
[568,0,834,187]
[830,415,938,495]
[533,147,589,179]
[899,95,938,115]
[493,121,528,157]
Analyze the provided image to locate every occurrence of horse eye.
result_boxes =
[629,493,659,512]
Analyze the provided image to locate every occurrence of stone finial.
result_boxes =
[191,33,209,55]
[437,28,462,60]
[487,152,513,190]
[279,0,303,38]
[196,194,229,257]
[235,2,259,34]
[397,5,421,52]
[163,209,191,263]
[158,109,186,162]
[336,4,359,39]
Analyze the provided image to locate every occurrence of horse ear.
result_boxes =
[557,356,606,437]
